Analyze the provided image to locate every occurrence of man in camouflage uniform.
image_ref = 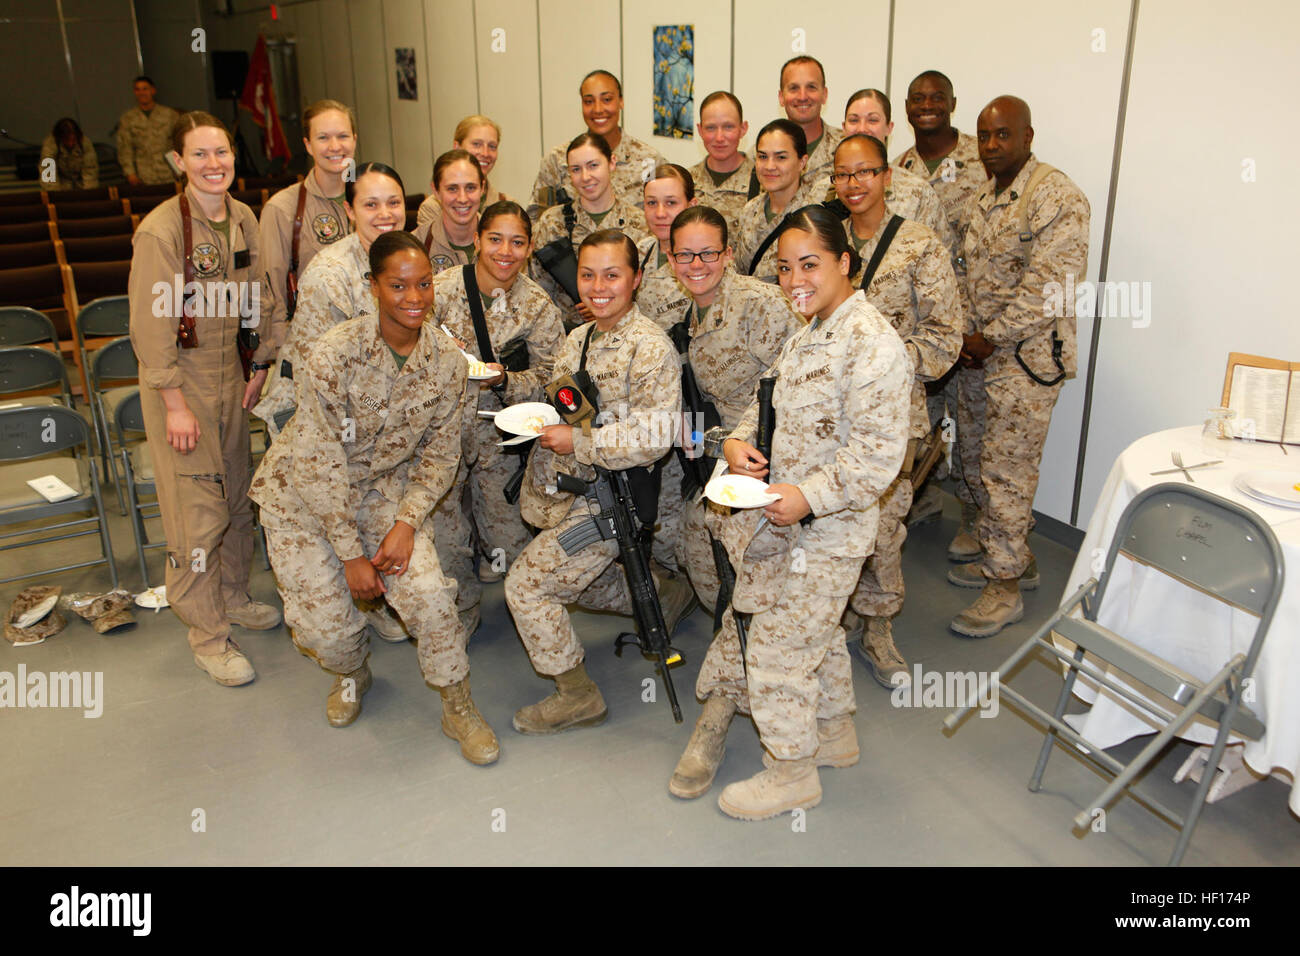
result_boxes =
[529,70,664,218]
[250,306,499,763]
[892,70,991,544]
[779,56,842,196]
[948,96,1089,637]
[694,291,910,820]
[504,296,680,734]
[429,263,564,631]
[116,77,179,186]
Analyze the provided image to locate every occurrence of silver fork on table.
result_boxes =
[1172,450,1194,482]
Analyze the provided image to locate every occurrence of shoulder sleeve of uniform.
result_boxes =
[906,229,964,379]
[127,226,185,390]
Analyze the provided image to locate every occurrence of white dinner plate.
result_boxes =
[135,586,169,609]
[494,402,561,437]
[1234,471,1300,509]
[704,473,782,509]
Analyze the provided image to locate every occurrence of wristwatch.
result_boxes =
[250,361,272,371]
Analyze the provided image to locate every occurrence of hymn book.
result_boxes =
[1221,353,1300,446]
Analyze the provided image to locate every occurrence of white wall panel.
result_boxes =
[421,0,478,192]
[381,0,433,188]
[474,0,543,203]
[536,0,621,161]
[1077,0,1300,524]
[620,1,731,169]
[348,0,393,166]
[732,0,891,147]
[891,0,1131,525]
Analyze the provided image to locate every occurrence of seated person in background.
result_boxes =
[41,118,98,190]
[250,231,499,765]
[529,69,664,218]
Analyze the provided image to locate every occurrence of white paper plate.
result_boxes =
[135,586,169,609]
[1234,471,1300,509]
[466,360,498,381]
[495,402,561,437]
[705,473,782,509]
[496,433,536,447]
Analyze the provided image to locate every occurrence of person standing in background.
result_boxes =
[418,115,510,227]
[689,92,755,241]
[259,100,357,359]
[779,56,841,195]
[530,132,654,330]
[529,70,664,218]
[127,111,282,687]
[41,118,98,190]
[413,150,483,275]
[948,96,1089,639]
[733,120,822,283]
[116,76,180,186]
[830,133,963,688]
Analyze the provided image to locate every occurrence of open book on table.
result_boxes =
[1221,353,1300,446]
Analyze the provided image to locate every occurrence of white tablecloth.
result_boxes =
[1063,426,1300,814]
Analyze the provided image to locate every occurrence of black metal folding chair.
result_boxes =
[114,389,162,588]
[88,336,138,514]
[0,404,117,587]
[944,483,1284,866]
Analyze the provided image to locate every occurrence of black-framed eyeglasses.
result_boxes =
[830,166,889,186]
[670,249,724,264]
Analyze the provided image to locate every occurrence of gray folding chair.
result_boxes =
[944,483,1284,866]
[0,345,74,408]
[0,306,59,347]
[114,389,162,587]
[88,336,138,514]
[0,404,117,587]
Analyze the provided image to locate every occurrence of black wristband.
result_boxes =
[250,361,272,371]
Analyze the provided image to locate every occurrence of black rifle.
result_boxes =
[555,466,683,723]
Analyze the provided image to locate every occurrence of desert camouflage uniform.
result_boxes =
[802,122,845,197]
[413,212,475,276]
[843,216,963,616]
[529,133,665,219]
[254,231,372,436]
[895,132,988,488]
[957,155,1089,580]
[678,269,804,611]
[40,134,99,190]
[249,314,469,683]
[259,171,351,350]
[633,240,693,570]
[416,182,506,227]
[429,266,564,615]
[688,155,756,240]
[128,193,277,655]
[529,196,653,328]
[733,177,826,283]
[504,306,680,675]
[698,291,909,758]
[116,104,180,185]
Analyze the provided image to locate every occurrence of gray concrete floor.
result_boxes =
[2,491,1297,866]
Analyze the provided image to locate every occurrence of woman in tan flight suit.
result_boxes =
[127,111,284,686]
[413,149,483,275]
[259,100,357,344]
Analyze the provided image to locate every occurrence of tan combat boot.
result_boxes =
[653,563,699,636]
[950,579,1024,638]
[906,482,944,527]
[763,715,860,769]
[194,642,256,686]
[325,662,372,726]
[365,603,409,643]
[439,677,500,765]
[225,599,282,630]
[948,556,1039,590]
[861,616,910,689]
[948,500,982,562]
[512,661,608,734]
[668,696,737,798]
[718,756,822,821]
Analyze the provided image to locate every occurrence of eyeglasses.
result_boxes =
[670,249,724,264]
[830,166,889,186]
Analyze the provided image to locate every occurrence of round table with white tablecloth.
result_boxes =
[1062,425,1300,815]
